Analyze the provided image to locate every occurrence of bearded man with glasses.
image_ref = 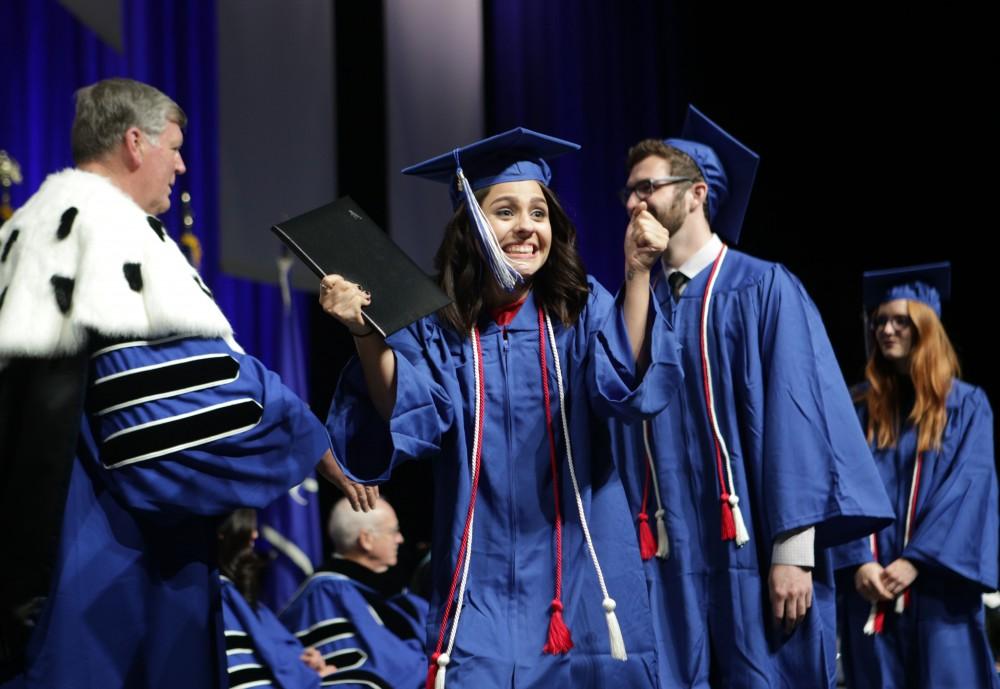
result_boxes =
[610,106,893,688]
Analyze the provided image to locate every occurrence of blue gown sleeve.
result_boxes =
[88,336,330,515]
[220,578,322,689]
[588,277,683,420]
[902,387,999,590]
[280,577,423,688]
[326,319,456,483]
[830,536,876,572]
[758,267,893,547]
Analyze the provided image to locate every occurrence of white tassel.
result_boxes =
[434,653,450,689]
[894,595,905,614]
[456,168,522,292]
[602,598,627,661]
[654,508,670,559]
[729,495,750,547]
[862,604,877,636]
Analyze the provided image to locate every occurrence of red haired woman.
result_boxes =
[835,263,999,689]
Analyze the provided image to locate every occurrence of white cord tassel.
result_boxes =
[729,495,750,547]
[434,653,450,689]
[654,508,670,559]
[642,420,670,560]
[863,605,878,636]
[603,598,627,661]
[455,166,522,292]
[894,595,905,614]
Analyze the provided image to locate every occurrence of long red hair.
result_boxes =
[861,300,960,453]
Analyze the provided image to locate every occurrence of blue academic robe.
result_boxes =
[4,336,330,689]
[612,251,894,688]
[326,278,682,688]
[833,381,1000,689]
[280,559,427,689]
[220,576,322,689]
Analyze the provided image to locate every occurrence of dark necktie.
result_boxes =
[667,271,689,300]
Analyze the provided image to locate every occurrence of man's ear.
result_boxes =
[123,126,144,170]
[688,181,708,214]
[357,530,373,554]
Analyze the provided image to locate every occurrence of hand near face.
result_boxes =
[769,563,813,634]
[319,275,372,335]
[854,562,893,603]
[624,201,669,275]
[880,558,918,596]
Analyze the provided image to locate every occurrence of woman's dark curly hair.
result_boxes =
[217,508,266,608]
[434,183,590,334]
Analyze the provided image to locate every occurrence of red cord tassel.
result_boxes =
[873,607,885,634]
[720,492,736,541]
[637,512,657,560]
[542,599,574,654]
[425,652,440,689]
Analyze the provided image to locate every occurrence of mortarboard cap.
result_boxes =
[862,261,951,316]
[272,197,452,337]
[402,127,580,209]
[664,105,759,244]
[401,128,580,292]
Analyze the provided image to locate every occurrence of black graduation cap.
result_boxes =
[271,197,452,337]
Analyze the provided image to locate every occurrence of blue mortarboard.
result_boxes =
[402,127,580,209]
[862,262,951,316]
[402,128,580,291]
[664,105,759,244]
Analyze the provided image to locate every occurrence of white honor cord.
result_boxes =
[700,245,749,546]
[438,328,484,678]
[545,313,627,660]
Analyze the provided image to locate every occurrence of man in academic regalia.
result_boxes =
[281,497,427,689]
[0,78,357,689]
[611,106,894,688]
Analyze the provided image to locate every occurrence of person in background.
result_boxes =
[218,509,336,689]
[281,498,426,688]
[834,262,999,689]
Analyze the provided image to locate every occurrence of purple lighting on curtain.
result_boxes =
[255,258,324,611]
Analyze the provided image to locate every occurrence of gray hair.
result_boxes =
[328,497,392,555]
[71,78,187,165]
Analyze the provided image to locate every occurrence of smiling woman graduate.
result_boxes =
[834,262,1000,689]
[318,128,682,688]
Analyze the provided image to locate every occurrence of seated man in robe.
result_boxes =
[281,497,427,689]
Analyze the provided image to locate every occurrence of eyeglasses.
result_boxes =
[368,524,401,538]
[870,314,913,332]
[619,176,692,205]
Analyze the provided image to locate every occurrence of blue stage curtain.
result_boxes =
[0,0,306,371]
[485,1,688,289]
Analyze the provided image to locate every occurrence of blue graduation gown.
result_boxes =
[612,251,894,688]
[833,381,999,689]
[4,336,330,689]
[326,278,682,688]
[280,559,427,689]
[220,576,322,689]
